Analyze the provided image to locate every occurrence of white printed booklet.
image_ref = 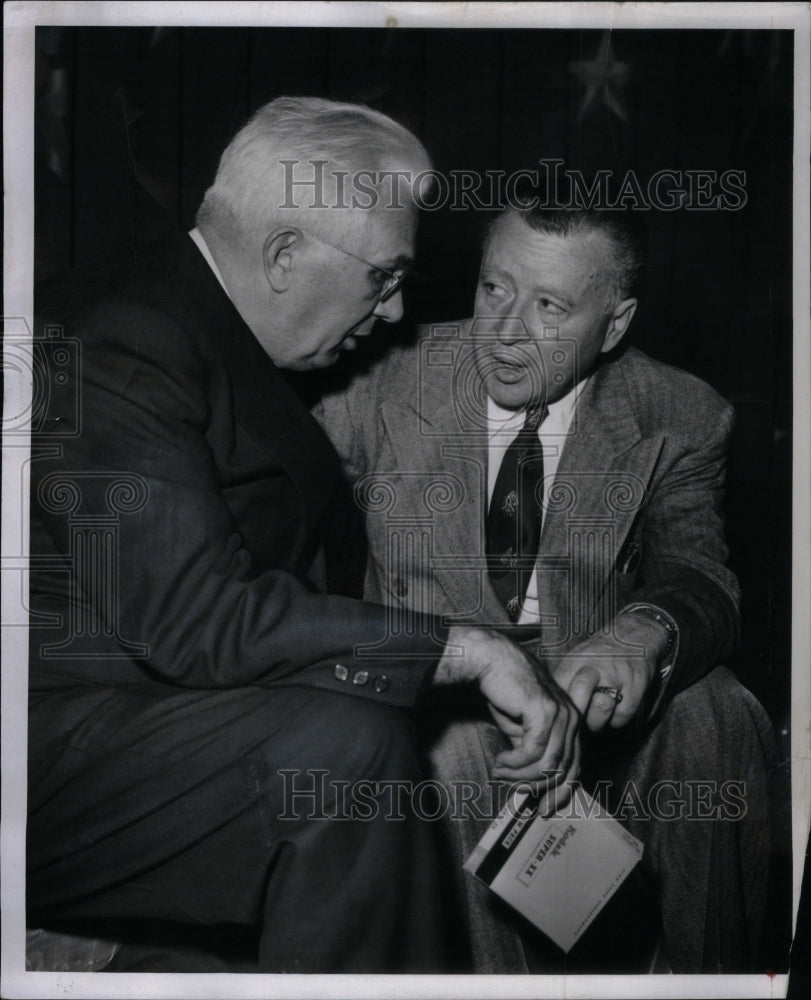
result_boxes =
[464,785,644,953]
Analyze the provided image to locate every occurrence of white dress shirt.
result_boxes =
[189,227,230,297]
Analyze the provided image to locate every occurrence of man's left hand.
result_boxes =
[550,611,669,731]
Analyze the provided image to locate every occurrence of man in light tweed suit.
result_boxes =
[318,205,776,973]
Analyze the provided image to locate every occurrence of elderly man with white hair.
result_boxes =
[27,97,590,972]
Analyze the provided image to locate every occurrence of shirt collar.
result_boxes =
[487,378,588,437]
[188,227,230,299]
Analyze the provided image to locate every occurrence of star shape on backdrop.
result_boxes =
[569,31,632,125]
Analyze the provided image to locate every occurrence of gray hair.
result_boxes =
[196,96,431,251]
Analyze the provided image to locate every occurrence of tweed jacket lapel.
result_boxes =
[378,336,512,626]
[539,353,644,556]
[535,353,662,652]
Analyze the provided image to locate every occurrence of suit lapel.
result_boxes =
[536,353,662,648]
[157,233,342,537]
[379,336,511,625]
[540,355,644,555]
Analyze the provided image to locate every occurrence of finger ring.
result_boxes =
[594,685,623,704]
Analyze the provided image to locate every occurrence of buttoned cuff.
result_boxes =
[296,618,450,709]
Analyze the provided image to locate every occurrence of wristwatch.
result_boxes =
[618,602,679,695]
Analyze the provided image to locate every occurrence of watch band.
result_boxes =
[618,602,678,680]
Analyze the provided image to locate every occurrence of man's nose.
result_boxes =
[494,311,531,345]
[373,288,404,324]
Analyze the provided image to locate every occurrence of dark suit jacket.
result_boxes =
[29,232,446,706]
[318,321,741,705]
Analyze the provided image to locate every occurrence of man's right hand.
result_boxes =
[433,626,595,812]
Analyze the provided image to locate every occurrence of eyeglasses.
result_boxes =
[303,230,410,303]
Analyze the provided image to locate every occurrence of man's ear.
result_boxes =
[262,228,302,293]
[601,298,637,353]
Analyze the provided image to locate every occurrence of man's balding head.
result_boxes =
[197,96,431,254]
[194,97,430,371]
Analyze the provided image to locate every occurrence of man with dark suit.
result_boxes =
[318,205,776,973]
[27,99,592,972]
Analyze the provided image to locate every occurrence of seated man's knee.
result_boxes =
[261,688,422,787]
[628,667,776,801]
[661,668,773,754]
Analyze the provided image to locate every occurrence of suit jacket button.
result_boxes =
[334,664,349,681]
[373,675,390,693]
[393,577,408,598]
[352,669,369,686]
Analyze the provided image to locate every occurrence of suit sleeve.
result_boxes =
[33,298,446,705]
[629,399,741,697]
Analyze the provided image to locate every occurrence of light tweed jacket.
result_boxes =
[318,321,740,700]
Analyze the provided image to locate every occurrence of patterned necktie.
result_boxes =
[486,404,547,622]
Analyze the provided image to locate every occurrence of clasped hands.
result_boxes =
[434,613,668,814]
